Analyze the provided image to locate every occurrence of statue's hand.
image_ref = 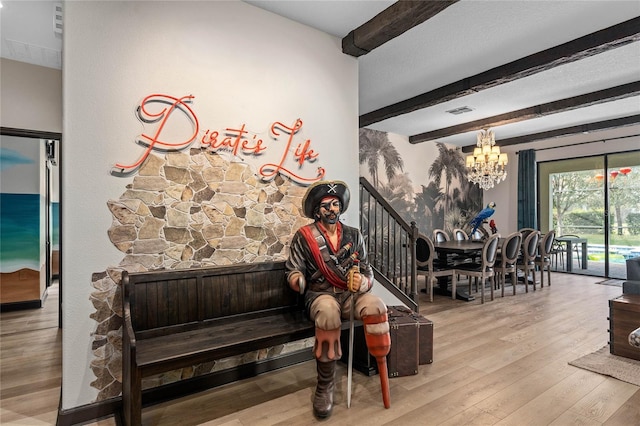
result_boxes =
[347,266,361,293]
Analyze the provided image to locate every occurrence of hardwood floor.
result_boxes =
[2,275,639,425]
[1,282,61,425]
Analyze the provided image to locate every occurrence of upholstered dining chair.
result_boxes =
[432,228,450,243]
[455,234,500,304]
[449,228,472,285]
[453,228,469,241]
[535,230,556,287]
[470,227,488,241]
[517,230,540,292]
[432,228,451,267]
[494,231,523,296]
[518,227,537,242]
[451,227,476,266]
[416,233,457,302]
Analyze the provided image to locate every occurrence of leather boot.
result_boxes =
[313,360,336,418]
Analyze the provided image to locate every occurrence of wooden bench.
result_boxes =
[121,260,315,426]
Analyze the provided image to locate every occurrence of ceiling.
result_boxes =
[2,1,639,150]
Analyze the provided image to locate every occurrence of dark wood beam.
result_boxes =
[360,16,640,127]
[410,81,640,143]
[460,115,640,153]
[342,1,459,57]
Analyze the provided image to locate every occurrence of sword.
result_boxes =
[346,261,360,408]
[347,293,355,408]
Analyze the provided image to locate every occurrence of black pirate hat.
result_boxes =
[302,180,350,218]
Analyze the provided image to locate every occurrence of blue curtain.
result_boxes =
[517,149,537,229]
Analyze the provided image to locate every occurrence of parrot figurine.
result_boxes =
[489,219,498,234]
[470,202,496,238]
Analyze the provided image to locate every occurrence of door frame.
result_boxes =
[1,127,62,327]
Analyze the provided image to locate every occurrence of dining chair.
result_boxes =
[549,238,564,270]
[451,227,476,266]
[432,228,450,243]
[453,228,468,241]
[518,227,537,242]
[431,228,451,267]
[494,231,523,296]
[470,227,489,241]
[557,234,582,269]
[416,233,457,302]
[455,233,500,304]
[450,227,471,284]
[535,230,556,287]
[516,230,540,292]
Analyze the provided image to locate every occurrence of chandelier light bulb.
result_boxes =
[466,128,509,191]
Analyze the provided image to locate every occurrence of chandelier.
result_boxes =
[465,128,509,190]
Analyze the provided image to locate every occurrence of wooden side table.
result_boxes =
[609,294,640,361]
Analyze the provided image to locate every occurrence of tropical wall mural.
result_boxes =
[359,128,483,236]
[0,137,43,304]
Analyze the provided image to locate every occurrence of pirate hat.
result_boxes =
[302,180,350,218]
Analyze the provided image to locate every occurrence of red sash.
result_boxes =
[299,223,348,289]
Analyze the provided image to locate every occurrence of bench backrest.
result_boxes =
[122,261,300,338]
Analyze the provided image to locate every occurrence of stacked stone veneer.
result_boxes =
[89,149,314,401]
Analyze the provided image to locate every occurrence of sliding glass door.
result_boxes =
[606,152,640,278]
[539,151,640,279]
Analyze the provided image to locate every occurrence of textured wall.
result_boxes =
[89,149,312,400]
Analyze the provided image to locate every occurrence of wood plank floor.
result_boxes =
[1,282,61,425]
[2,274,639,425]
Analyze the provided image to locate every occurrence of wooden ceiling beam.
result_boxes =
[410,81,640,144]
[460,115,640,153]
[360,16,640,128]
[342,1,459,57]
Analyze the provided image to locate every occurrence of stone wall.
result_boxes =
[89,149,312,400]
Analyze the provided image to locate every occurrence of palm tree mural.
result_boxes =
[413,182,443,232]
[358,129,482,236]
[359,128,404,187]
[428,142,467,220]
[379,173,414,218]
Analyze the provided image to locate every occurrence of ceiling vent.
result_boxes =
[446,106,474,115]
[53,2,63,35]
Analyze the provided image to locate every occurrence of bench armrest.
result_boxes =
[121,272,137,350]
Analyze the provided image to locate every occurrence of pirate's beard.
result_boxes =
[319,211,340,225]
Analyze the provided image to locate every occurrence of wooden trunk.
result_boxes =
[609,294,640,361]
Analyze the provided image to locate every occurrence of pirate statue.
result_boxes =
[286,180,391,419]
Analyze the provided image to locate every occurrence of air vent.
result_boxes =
[446,106,474,115]
[53,2,63,34]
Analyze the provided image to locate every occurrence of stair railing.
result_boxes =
[359,177,418,310]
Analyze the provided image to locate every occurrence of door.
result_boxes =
[606,152,640,279]
[539,151,640,279]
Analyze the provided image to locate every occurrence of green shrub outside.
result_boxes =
[563,210,607,234]
[628,213,640,235]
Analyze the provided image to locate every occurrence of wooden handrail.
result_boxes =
[359,177,419,308]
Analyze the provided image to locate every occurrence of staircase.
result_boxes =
[359,177,419,310]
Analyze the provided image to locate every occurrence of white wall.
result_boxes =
[62,0,358,409]
[0,58,62,133]
[485,125,640,235]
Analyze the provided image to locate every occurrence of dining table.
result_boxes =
[555,236,588,272]
[434,239,485,302]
